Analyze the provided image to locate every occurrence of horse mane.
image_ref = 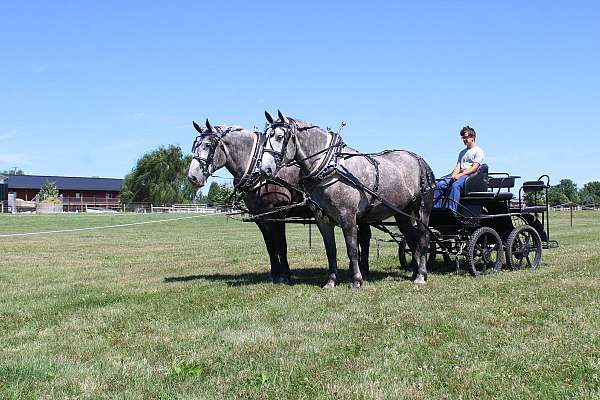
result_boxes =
[215,125,245,134]
[286,117,323,131]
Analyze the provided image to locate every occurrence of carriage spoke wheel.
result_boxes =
[398,240,451,271]
[466,227,503,276]
[506,225,542,271]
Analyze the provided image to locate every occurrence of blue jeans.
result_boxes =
[433,175,468,213]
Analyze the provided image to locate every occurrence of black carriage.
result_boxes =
[396,164,559,275]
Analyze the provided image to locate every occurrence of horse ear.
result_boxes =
[277,110,289,124]
[192,121,203,134]
[205,119,215,133]
[265,111,274,124]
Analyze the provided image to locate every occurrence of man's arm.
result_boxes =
[452,162,480,180]
[449,163,461,180]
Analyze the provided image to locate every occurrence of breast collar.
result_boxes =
[301,131,345,182]
[233,130,266,192]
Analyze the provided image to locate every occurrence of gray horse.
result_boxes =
[260,111,435,287]
[187,119,366,286]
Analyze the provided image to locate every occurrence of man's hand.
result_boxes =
[451,172,461,180]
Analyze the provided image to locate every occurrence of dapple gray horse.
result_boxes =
[187,119,371,286]
[260,111,435,288]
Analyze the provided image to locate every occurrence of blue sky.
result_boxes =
[1,1,598,191]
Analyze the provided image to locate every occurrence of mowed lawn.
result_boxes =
[0,212,599,399]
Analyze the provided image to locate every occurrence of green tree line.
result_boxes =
[120,145,236,206]
[527,179,600,206]
[121,145,199,205]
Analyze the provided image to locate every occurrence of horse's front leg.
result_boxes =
[316,221,338,288]
[341,220,363,289]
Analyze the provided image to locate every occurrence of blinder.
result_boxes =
[262,121,298,172]
[191,132,224,178]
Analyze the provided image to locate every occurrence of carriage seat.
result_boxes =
[461,164,489,195]
[461,165,515,201]
[463,191,514,201]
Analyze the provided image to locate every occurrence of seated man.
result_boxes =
[433,126,485,212]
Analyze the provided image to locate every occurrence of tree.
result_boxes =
[205,182,234,206]
[579,181,600,205]
[121,145,198,204]
[2,167,24,175]
[555,179,579,203]
[546,179,579,205]
[38,180,61,204]
[548,189,569,206]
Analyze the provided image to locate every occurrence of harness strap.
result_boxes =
[234,131,264,192]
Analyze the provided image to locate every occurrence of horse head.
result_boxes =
[260,110,298,177]
[187,119,228,187]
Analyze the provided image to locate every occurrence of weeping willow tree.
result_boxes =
[121,145,197,204]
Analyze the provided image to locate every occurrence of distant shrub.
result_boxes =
[38,181,61,204]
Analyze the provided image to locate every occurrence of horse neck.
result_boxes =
[294,127,330,176]
[221,130,256,179]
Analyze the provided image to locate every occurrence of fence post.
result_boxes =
[570,202,573,227]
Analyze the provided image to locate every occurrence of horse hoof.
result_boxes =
[322,280,336,289]
[273,276,289,284]
[413,275,426,284]
[282,276,292,285]
[351,281,362,290]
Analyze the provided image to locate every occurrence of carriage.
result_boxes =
[394,165,559,276]
[188,114,558,286]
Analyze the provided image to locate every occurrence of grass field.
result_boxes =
[1,211,599,399]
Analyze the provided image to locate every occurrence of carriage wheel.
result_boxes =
[506,225,542,271]
[398,240,447,270]
[466,227,503,276]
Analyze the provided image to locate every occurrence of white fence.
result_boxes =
[550,204,600,211]
[149,204,221,214]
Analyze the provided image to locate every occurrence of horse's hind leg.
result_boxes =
[357,223,372,278]
[316,221,339,288]
[395,214,429,284]
[256,222,282,283]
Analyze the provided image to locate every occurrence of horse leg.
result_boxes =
[395,213,428,284]
[256,222,282,283]
[357,223,371,278]
[316,221,339,288]
[340,219,363,289]
[274,222,292,284]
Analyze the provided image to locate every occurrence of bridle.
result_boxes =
[262,121,298,172]
[191,126,237,178]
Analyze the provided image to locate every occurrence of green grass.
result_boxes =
[1,212,599,399]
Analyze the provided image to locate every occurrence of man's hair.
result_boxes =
[460,126,476,139]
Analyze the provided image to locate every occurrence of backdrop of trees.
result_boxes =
[119,145,236,206]
[120,145,199,205]
[527,179,600,206]
[8,149,597,207]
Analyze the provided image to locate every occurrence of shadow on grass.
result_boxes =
[164,267,414,287]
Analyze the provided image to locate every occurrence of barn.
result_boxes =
[5,175,124,211]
